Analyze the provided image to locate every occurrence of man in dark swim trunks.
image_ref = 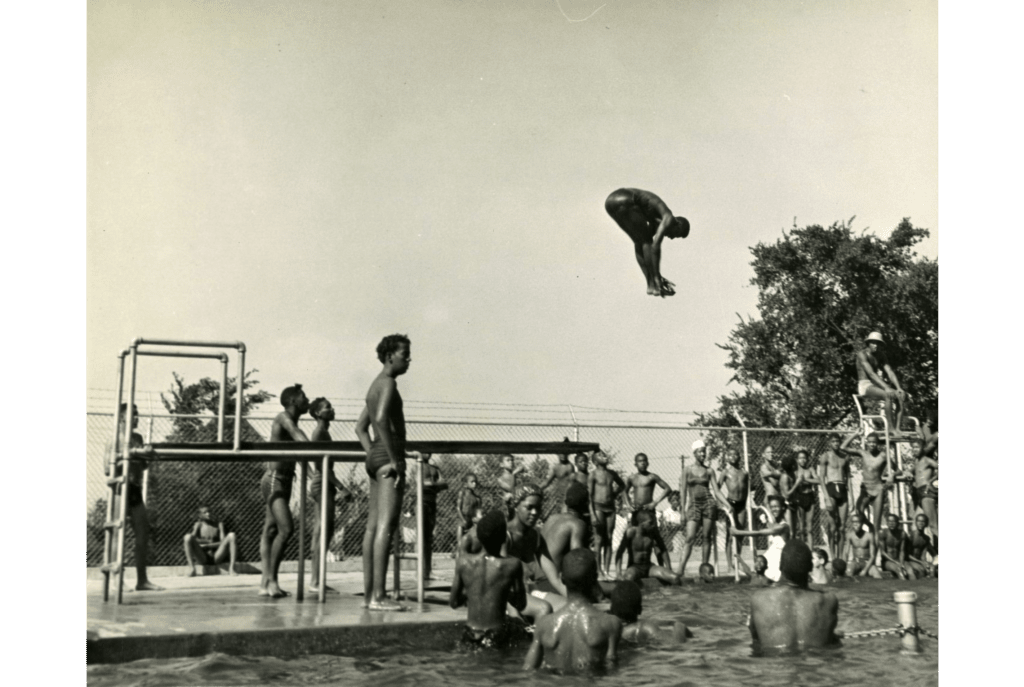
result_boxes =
[355,334,411,611]
[615,509,682,585]
[588,451,626,579]
[605,187,690,297]
[259,384,310,598]
[624,452,673,570]
[717,448,749,572]
[308,397,353,592]
[818,434,851,559]
[748,540,840,652]
[840,431,893,535]
[106,404,163,592]
[450,510,530,649]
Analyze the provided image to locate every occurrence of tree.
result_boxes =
[697,218,938,430]
[160,369,274,442]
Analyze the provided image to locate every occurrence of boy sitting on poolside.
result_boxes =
[608,581,693,645]
[450,510,530,649]
[810,548,833,585]
[906,513,937,579]
[878,512,915,580]
[524,549,622,672]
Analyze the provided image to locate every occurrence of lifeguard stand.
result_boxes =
[853,394,920,527]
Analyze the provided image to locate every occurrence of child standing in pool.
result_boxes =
[504,484,558,620]
[810,548,833,585]
[608,581,692,644]
[355,334,411,611]
[588,451,626,579]
[450,510,530,648]
[524,549,622,672]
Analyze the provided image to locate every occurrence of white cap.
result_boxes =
[866,331,885,344]
[691,439,705,452]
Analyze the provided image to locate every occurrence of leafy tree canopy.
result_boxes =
[159,369,275,443]
[697,218,937,430]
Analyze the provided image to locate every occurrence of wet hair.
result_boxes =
[698,563,715,580]
[513,482,543,506]
[476,511,507,554]
[779,539,813,586]
[832,559,847,577]
[561,548,598,593]
[308,397,330,418]
[610,581,643,623]
[813,548,830,564]
[565,482,589,513]
[280,384,304,407]
[376,334,410,363]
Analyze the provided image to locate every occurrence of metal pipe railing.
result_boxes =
[319,456,329,604]
[218,356,228,443]
[296,460,307,602]
[234,346,245,450]
[102,351,128,603]
[117,345,140,603]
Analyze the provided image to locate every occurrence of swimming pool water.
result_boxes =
[88,577,937,687]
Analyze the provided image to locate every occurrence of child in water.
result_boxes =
[608,581,693,644]
[810,548,833,585]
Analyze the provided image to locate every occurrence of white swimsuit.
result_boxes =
[764,533,786,582]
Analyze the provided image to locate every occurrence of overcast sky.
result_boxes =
[87,0,937,417]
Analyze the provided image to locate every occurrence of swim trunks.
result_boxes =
[794,484,817,510]
[727,498,747,527]
[459,617,531,650]
[687,494,716,521]
[826,482,848,507]
[858,379,873,396]
[860,481,885,499]
[261,471,293,505]
[605,188,672,232]
[366,442,405,479]
[632,561,652,579]
[912,484,938,507]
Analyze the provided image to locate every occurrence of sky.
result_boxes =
[87,0,938,419]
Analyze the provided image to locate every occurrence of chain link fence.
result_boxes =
[87,413,917,573]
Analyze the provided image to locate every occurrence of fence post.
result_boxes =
[567,405,579,441]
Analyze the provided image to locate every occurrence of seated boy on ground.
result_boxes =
[748,539,840,653]
[844,511,882,578]
[809,548,833,585]
[878,512,915,580]
[450,510,530,649]
[183,505,238,576]
[906,513,937,578]
[524,549,622,672]
[615,510,682,585]
[609,580,692,645]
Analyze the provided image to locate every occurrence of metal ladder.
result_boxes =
[852,394,920,526]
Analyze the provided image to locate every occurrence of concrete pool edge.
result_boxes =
[87,618,466,665]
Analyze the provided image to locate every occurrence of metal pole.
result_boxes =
[218,356,227,443]
[117,344,139,604]
[567,405,579,441]
[296,460,306,602]
[142,416,153,504]
[103,351,127,602]
[894,591,920,652]
[415,453,424,604]
[234,346,245,450]
[319,455,329,604]
[393,527,401,600]
[732,411,756,565]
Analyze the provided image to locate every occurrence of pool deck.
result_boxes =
[86,568,467,664]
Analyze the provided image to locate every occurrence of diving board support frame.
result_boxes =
[106,339,244,604]
[732,410,756,570]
